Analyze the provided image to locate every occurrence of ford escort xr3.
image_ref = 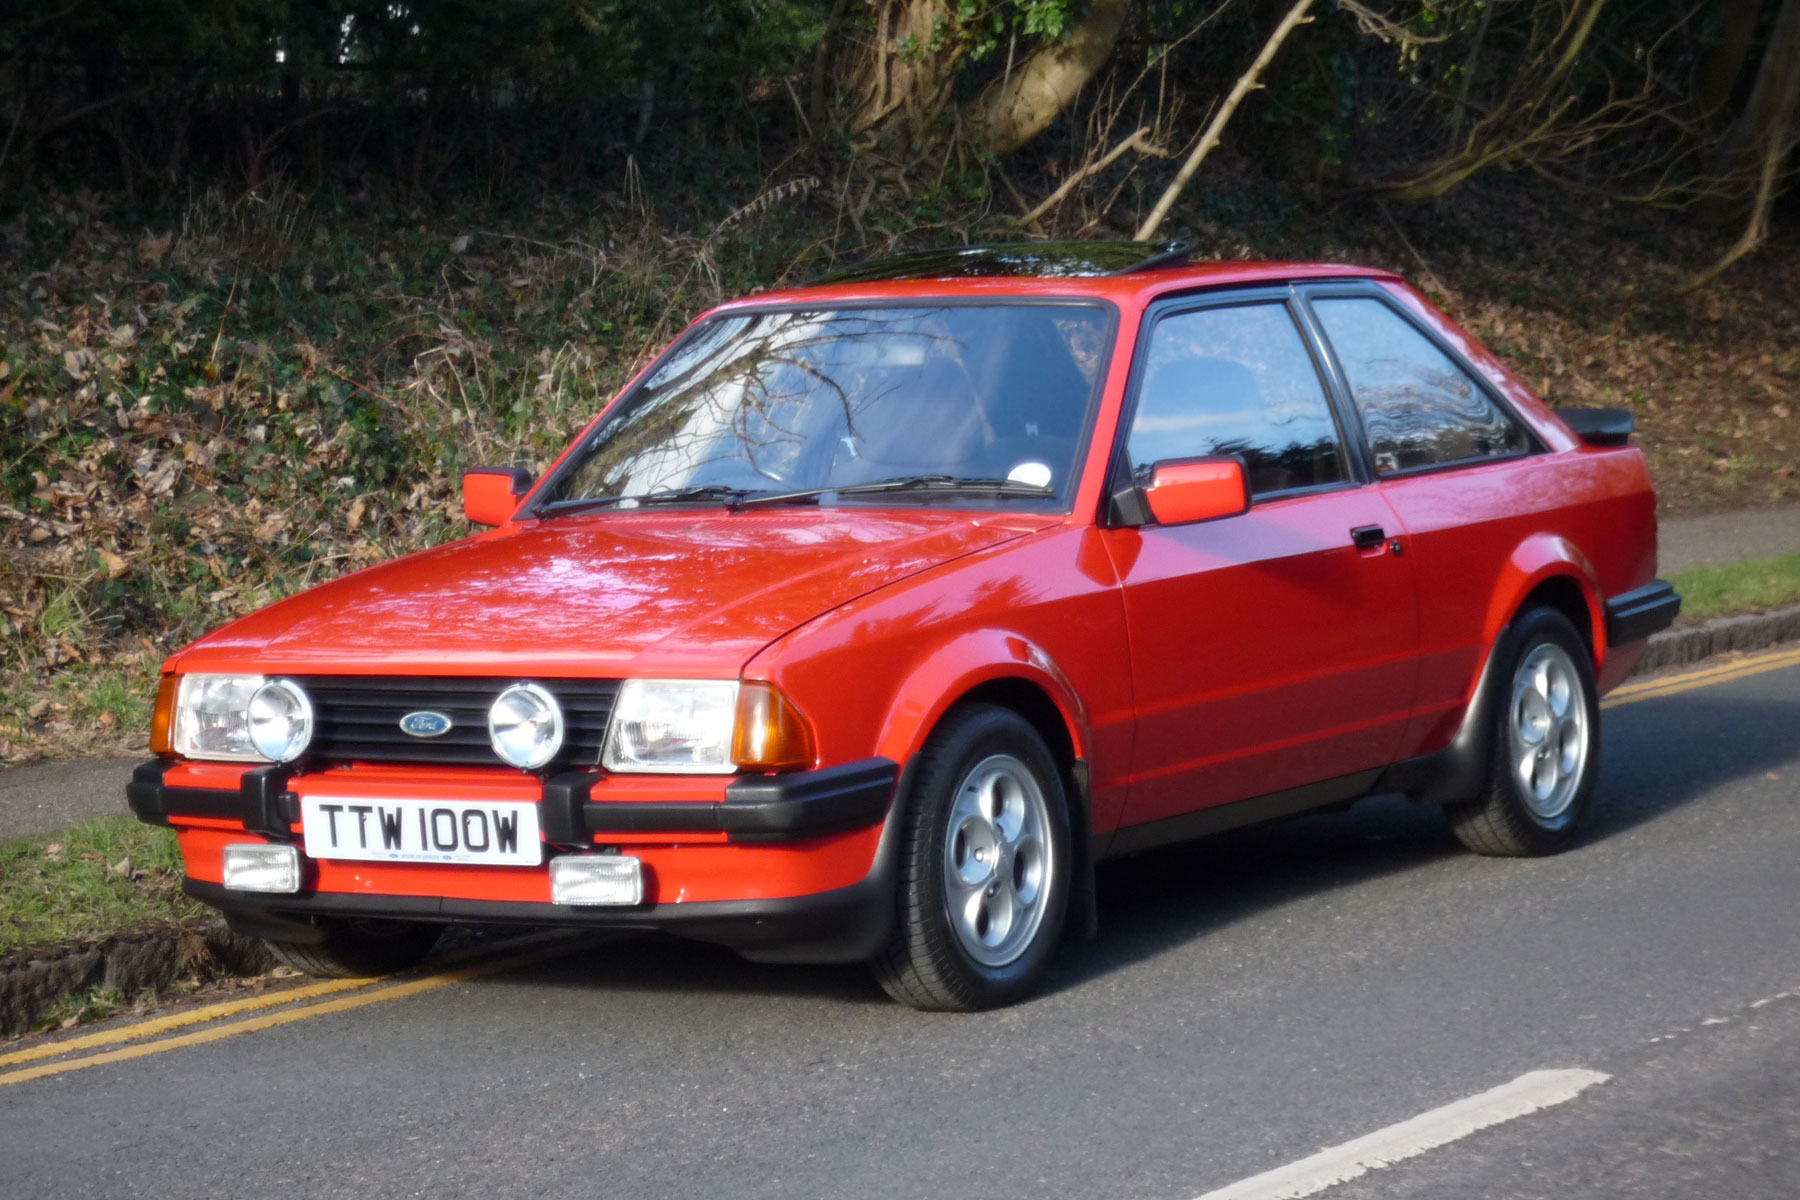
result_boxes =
[127,242,1680,1010]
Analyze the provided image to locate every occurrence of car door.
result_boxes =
[1300,284,1547,758]
[1102,291,1420,843]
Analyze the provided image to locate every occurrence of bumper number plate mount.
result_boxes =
[299,795,543,866]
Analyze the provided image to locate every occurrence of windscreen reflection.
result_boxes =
[540,305,1110,508]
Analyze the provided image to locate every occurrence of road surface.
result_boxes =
[4,647,1798,1199]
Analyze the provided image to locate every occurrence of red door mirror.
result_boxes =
[463,467,533,526]
[1142,456,1249,526]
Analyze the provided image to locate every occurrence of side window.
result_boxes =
[1313,297,1529,474]
[1126,302,1347,497]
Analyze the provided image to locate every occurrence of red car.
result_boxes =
[128,242,1679,1010]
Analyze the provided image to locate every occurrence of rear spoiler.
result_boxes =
[1554,407,1634,447]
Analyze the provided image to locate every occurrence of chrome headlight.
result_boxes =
[248,679,314,762]
[602,679,738,774]
[171,674,267,761]
[488,683,565,769]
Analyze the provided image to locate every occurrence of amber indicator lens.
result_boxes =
[150,675,179,755]
[732,681,817,772]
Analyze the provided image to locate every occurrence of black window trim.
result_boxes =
[1293,282,1545,481]
[524,294,1123,519]
[1101,285,1365,527]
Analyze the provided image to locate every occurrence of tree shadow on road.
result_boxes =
[454,689,1798,1010]
[1041,689,1800,999]
[1589,692,1800,838]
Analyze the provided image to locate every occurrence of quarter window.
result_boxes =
[1313,297,1528,473]
[1126,302,1347,497]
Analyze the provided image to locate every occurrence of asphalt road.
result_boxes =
[0,755,141,842]
[3,654,1797,1200]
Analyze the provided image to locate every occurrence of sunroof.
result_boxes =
[812,240,1193,284]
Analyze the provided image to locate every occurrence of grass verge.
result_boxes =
[1669,554,1800,626]
[0,815,201,957]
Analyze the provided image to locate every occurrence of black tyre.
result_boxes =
[1447,606,1601,857]
[871,705,1072,1011]
[263,918,443,978]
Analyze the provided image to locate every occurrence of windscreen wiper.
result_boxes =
[736,475,1054,509]
[539,485,758,517]
[544,477,1053,517]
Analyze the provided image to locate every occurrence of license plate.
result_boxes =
[299,795,542,866]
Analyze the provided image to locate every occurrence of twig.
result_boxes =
[207,266,240,371]
[1337,0,1449,45]
[1674,131,1788,296]
[1374,199,1448,295]
[321,365,389,406]
[1021,127,1168,226]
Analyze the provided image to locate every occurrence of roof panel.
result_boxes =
[810,240,1193,284]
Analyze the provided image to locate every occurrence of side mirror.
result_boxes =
[1140,456,1249,526]
[463,467,534,526]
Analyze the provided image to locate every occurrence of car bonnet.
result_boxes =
[170,508,1057,676]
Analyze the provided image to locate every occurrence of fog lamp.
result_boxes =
[489,682,565,769]
[549,855,643,906]
[222,843,301,894]
[248,679,314,762]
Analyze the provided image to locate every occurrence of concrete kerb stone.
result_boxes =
[0,918,273,1039]
[1636,603,1800,674]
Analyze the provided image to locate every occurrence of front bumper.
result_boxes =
[128,757,903,963]
[185,870,896,964]
[127,757,897,843]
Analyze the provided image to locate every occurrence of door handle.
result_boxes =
[1351,525,1386,551]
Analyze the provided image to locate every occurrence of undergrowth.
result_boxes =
[1,162,1795,762]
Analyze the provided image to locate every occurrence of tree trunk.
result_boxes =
[1718,0,1800,190]
[972,0,1133,156]
[847,0,964,149]
[1696,0,1769,119]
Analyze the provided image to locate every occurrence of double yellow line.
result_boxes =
[3,644,1794,1089]
[1603,643,1800,709]
[0,932,585,1089]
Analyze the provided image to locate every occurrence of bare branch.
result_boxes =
[1020,126,1168,226]
[1336,0,1449,45]
[1673,133,1785,295]
[1137,0,1316,241]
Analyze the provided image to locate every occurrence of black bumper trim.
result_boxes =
[721,758,899,841]
[543,758,898,843]
[1606,580,1682,646]
[126,759,298,838]
[131,758,898,846]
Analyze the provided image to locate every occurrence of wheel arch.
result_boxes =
[872,630,1094,768]
[1381,537,1605,807]
[1479,534,1608,671]
[875,636,1100,941]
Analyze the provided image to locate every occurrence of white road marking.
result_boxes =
[1191,1068,1609,1200]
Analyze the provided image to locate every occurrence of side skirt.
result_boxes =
[1098,768,1385,860]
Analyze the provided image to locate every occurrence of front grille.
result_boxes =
[286,676,619,768]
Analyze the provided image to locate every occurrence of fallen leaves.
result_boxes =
[137,231,173,266]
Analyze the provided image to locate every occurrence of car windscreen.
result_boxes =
[535,304,1111,510]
